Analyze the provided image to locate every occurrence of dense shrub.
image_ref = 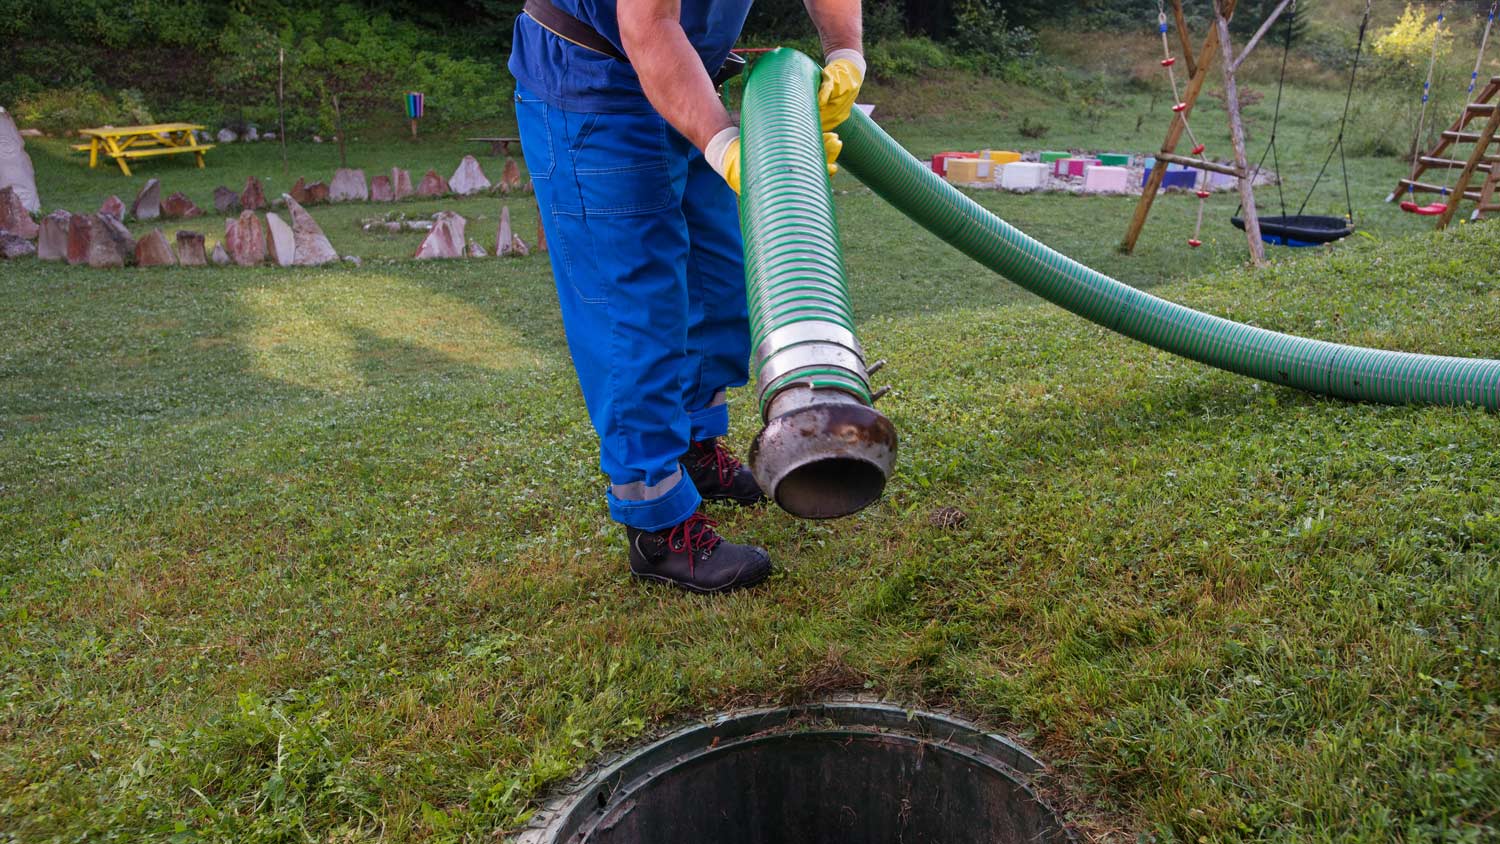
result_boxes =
[12,87,154,135]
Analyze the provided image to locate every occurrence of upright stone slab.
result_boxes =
[240,176,268,211]
[161,191,203,219]
[210,243,231,266]
[0,186,38,239]
[536,208,547,253]
[224,211,267,266]
[501,157,522,193]
[283,195,339,267]
[134,229,176,266]
[66,214,92,265]
[212,186,241,214]
[449,156,491,195]
[0,108,40,213]
[88,214,135,268]
[329,168,368,202]
[496,205,514,256]
[391,168,414,200]
[304,182,330,204]
[99,195,125,219]
[175,230,207,266]
[416,169,448,197]
[37,210,71,260]
[414,211,466,259]
[265,212,295,267]
[288,178,311,204]
[467,239,488,258]
[369,174,394,202]
[130,178,161,220]
[0,233,35,259]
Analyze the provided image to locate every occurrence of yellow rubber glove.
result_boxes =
[817,51,866,132]
[822,131,843,178]
[722,137,742,194]
[706,127,742,194]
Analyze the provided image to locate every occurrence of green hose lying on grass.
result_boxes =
[812,71,1500,410]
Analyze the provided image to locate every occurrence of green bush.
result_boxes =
[867,37,954,79]
[951,0,1038,75]
[11,87,150,135]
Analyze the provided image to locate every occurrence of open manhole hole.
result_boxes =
[516,701,1074,844]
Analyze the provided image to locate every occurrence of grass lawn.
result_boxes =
[2,64,1499,843]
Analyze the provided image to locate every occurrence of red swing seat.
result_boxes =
[1399,199,1448,216]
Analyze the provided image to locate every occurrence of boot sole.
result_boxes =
[630,564,772,594]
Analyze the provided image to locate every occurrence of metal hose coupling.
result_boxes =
[739,49,897,519]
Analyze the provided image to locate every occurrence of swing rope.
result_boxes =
[1242,1,1297,220]
[1156,0,1214,247]
[1296,0,1368,221]
[1468,2,1496,97]
[1406,7,1449,198]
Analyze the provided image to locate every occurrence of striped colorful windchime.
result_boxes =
[405,92,425,138]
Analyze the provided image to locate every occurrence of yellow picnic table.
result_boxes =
[73,123,215,177]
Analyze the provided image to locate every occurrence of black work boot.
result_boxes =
[683,438,766,506]
[626,513,772,593]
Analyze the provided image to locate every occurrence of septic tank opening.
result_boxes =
[519,701,1074,844]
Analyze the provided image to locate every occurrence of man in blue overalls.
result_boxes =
[510,1,865,593]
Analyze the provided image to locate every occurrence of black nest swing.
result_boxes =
[1230,213,1355,246]
[1233,1,1364,249]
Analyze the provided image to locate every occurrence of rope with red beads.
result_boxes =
[1157,2,1213,247]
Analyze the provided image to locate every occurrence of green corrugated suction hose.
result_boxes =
[828,98,1500,409]
[740,49,872,414]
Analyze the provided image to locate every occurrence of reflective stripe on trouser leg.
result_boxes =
[515,85,702,531]
[683,144,751,442]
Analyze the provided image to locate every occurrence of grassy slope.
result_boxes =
[3,61,1500,843]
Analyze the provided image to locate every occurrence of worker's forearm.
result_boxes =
[803,0,863,57]
[619,12,733,152]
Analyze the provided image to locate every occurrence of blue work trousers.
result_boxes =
[514,86,751,531]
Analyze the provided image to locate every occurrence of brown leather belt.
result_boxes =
[522,0,628,61]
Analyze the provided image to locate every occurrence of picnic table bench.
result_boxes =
[73,123,214,176]
[468,136,520,156]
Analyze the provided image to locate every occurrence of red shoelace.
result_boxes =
[692,441,743,488]
[666,514,723,570]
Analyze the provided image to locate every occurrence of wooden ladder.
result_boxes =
[1391,75,1500,228]
[1477,161,1500,221]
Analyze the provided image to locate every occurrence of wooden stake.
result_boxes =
[278,48,288,177]
[333,93,348,169]
[1215,2,1267,266]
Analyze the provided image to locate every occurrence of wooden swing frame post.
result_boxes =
[1122,0,1295,267]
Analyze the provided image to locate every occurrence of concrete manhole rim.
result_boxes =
[513,698,1075,843]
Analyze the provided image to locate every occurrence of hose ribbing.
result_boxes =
[833,105,1500,409]
[740,49,871,413]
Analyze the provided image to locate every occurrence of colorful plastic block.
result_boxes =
[1097,153,1131,167]
[1039,151,1070,164]
[931,151,978,176]
[1000,161,1048,190]
[1143,167,1200,190]
[989,150,1022,165]
[945,157,981,184]
[1067,158,1101,178]
[1083,165,1130,193]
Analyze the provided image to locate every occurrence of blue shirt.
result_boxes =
[509,1,754,114]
